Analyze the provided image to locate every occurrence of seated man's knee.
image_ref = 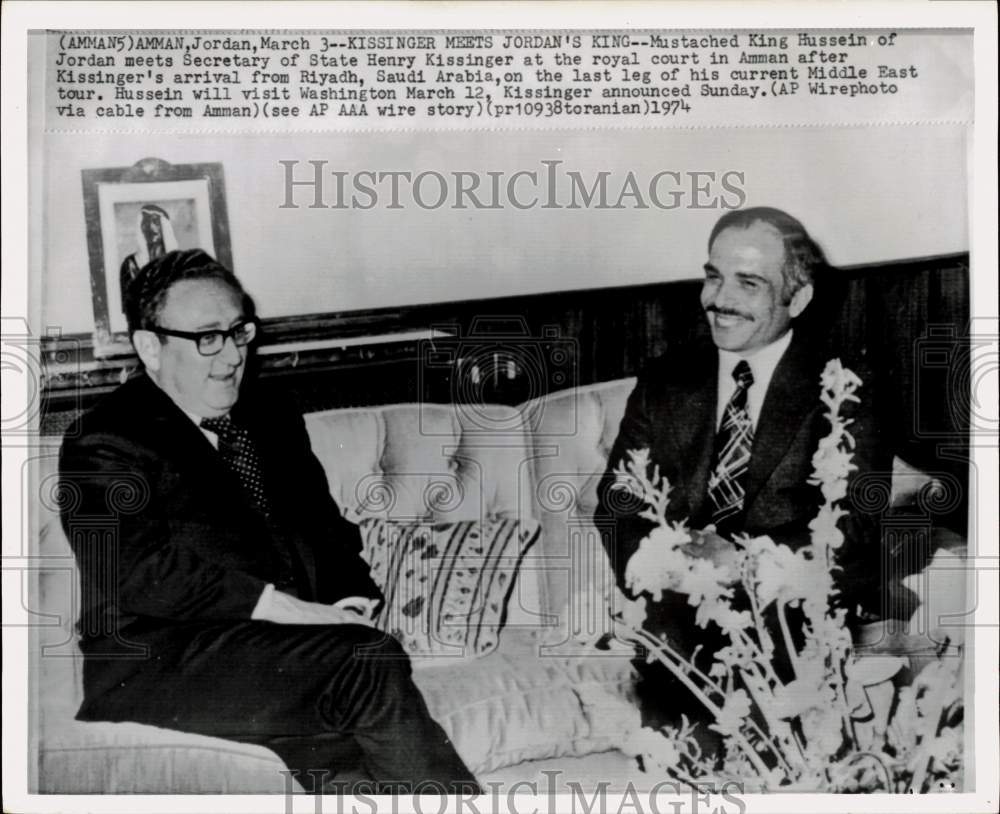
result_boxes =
[314,625,410,679]
[317,632,417,727]
[354,634,412,686]
[345,626,408,661]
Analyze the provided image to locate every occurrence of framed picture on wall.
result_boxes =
[81,157,232,357]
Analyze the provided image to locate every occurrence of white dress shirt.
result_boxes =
[715,329,794,431]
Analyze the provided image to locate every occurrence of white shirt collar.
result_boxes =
[182,408,206,427]
[716,329,794,430]
[179,407,227,449]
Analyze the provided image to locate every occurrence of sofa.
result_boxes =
[29,377,955,793]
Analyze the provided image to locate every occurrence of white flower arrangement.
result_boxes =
[609,360,964,792]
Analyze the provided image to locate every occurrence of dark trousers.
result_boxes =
[634,591,724,758]
[77,621,479,794]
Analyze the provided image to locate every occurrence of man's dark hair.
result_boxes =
[708,207,828,299]
[124,248,253,336]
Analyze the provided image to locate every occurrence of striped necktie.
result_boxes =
[707,359,755,529]
[201,414,272,516]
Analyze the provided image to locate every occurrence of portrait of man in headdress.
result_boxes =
[119,203,179,309]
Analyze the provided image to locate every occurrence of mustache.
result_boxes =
[705,305,752,320]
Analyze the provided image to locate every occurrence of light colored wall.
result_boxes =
[41,125,968,334]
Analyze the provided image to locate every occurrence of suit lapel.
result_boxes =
[233,391,322,600]
[743,336,819,512]
[136,375,262,522]
[665,345,719,522]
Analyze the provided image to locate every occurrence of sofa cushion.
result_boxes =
[413,630,636,775]
[359,517,541,663]
[304,403,534,523]
[38,719,293,794]
[525,379,638,643]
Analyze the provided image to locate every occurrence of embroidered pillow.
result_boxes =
[358,518,540,662]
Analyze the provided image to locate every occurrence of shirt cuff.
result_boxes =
[250,583,276,620]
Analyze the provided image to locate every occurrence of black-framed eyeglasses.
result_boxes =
[149,319,259,356]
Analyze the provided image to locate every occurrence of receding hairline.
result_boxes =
[143,282,243,345]
[708,217,788,254]
[709,219,788,248]
[156,274,245,313]
[140,268,247,332]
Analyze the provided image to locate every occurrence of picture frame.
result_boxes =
[81,157,232,357]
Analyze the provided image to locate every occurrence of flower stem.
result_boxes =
[738,668,805,776]
[624,624,728,701]
[622,626,772,780]
[777,603,802,679]
[734,630,782,688]
[664,768,706,793]
[744,578,773,657]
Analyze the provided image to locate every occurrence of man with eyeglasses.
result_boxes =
[58,249,478,795]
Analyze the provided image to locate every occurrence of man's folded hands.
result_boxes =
[682,528,742,584]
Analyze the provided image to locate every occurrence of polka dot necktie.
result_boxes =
[201,415,272,517]
[707,359,755,529]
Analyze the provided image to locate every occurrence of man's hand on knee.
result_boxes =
[253,589,377,627]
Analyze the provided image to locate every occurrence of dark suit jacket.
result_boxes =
[59,373,382,703]
[595,331,889,617]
